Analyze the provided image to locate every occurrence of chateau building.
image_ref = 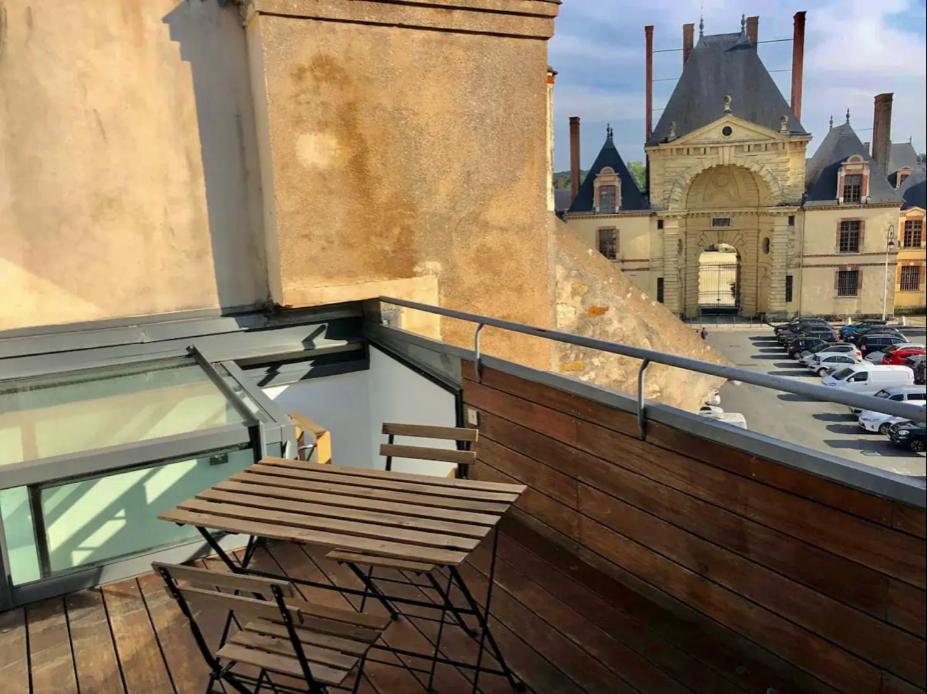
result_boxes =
[563,13,923,319]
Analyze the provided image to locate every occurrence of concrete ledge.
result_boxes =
[251,0,559,38]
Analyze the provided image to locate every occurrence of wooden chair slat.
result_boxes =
[216,643,349,686]
[230,630,357,671]
[152,561,296,598]
[244,618,369,656]
[380,443,476,466]
[382,423,478,442]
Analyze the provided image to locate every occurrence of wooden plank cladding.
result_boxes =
[462,362,927,693]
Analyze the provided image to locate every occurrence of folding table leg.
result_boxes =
[426,568,455,693]
[426,572,476,637]
[451,527,524,691]
[346,562,400,621]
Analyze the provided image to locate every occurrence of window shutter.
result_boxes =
[859,220,865,249]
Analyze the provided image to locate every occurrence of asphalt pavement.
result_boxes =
[706,326,926,477]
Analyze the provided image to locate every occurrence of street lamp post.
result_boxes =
[882,223,897,321]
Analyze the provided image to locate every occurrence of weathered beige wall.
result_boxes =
[245,0,557,368]
[564,213,654,292]
[553,222,728,411]
[896,208,926,311]
[800,206,899,316]
[0,0,267,331]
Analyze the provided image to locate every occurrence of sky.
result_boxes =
[549,0,927,171]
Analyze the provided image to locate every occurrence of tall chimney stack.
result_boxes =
[790,11,806,120]
[682,23,694,64]
[871,93,893,173]
[569,116,581,199]
[645,25,654,141]
[746,16,759,45]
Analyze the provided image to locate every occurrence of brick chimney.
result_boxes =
[645,25,654,141]
[746,16,759,45]
[871,93,893,173]
[790,11,806,120]
[682,23,694,64]
[569,116,581,199]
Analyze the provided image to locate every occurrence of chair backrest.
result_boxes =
[153,562,299,620]
[380,423,478,478]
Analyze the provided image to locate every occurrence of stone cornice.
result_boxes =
[243,0,559,38]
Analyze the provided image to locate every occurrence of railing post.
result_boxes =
[637,359,651,441]
[473,323,485,383]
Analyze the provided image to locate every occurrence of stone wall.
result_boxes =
[0,0,268,331]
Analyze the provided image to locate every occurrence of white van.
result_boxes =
[850,384,927,414]
[821,364,915,396]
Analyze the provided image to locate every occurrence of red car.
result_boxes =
[882,345,927,365]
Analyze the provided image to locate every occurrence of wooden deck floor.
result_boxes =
[0,521,803,694]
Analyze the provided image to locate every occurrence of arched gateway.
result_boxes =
[677,165,773,319]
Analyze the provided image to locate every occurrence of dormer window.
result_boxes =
[593,167,621,213]
[836,155,870,204]
[897,167,912,188]
[843,175,862,203]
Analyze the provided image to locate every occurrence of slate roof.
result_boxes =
[899,164,926,211]
[888,141,918,174]
[804,121,900,206]
[567,129,649,213]
[648,32,806,146]
[553,188,573,213]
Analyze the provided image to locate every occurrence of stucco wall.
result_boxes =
[800,206,899,316]
[0,0,267,331]
[564,214,654,293]
[245,0,557,368]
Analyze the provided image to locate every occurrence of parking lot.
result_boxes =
[706,326,926,478]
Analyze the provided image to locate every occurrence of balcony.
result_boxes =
[1,299,925,692]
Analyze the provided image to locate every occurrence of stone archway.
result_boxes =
[678,165,771,318]
[665,159,781,212]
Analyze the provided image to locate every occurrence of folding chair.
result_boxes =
[153,562,388,694]
[379,422,478,478]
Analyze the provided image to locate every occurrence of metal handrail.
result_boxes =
[379,296,926,424]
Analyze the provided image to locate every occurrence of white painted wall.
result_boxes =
[263,370,373,467]
[262,346,457,475]
[367,347,458,477]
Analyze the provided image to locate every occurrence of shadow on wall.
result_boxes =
[163,1,268,311]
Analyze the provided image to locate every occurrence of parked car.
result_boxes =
[882,345,926,365]
[888,421,927,453]
[840,320,887,341]
[776,317,828,338]
[847,325,905,345]
[808,352,860,376]
[777,320,831,345]
[821,364,915,396]
[787,336,833,358]
[864,342,924,364]
[857,387,926,433]
[857,333,909,357]
[848,384,926,414]
[800,342,861,365]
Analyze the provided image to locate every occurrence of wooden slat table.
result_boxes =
[159,458,527,692]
